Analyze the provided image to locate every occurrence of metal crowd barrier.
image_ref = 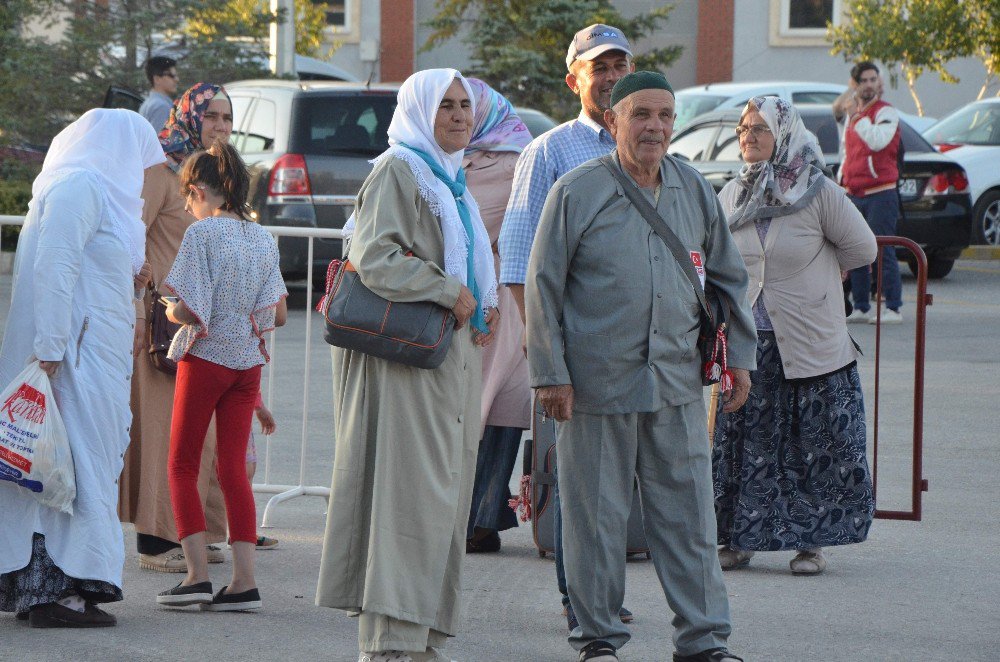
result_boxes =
[0,217,933,524]
[870,236,930,521]
[1,213,341,528]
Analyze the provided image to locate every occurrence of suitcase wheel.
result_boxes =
[538,550,547,558]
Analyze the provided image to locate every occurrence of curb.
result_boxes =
[959,246,1000,260]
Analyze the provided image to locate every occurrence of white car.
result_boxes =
[922,98,1000,245]
[673,80,936,132]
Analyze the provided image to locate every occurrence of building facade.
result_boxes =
[326,0,988,119]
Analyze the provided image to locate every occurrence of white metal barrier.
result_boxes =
[0,213,343,527]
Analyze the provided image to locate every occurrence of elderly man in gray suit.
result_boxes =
[526,71,756,662]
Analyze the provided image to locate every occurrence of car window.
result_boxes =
[228,95,255,151]
[293,94,397,156]
[674,93,728,128]
[899,121,934,153]
[668,125,718,162]
[801,113,842,154]
[241,99,276,152]
[792,91,841,105]
[923,103,1000,146]
[711,124,742,162]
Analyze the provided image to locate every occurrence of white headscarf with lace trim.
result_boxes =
[344,69,497,311]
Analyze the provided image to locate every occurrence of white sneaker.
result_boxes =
[846,309,871,323]
[359,653,414,662]
[868,309,902,324]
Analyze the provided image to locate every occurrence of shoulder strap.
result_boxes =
[598,154,713,319]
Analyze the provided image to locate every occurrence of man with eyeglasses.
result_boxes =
[139,56,179,131]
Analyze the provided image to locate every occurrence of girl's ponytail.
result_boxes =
[178,139,253,221]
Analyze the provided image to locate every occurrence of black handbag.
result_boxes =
[147,284,181,376]
[599,155,733,388]
[318,257,456,369]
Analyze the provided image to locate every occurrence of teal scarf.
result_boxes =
[400,143,488,334]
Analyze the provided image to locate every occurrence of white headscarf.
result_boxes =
[31,109,166,274]
[348,68,498,311]
[727,96,826,230]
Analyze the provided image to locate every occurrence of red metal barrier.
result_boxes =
[870,236,930,521]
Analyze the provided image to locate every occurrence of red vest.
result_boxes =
[841,100,901,196]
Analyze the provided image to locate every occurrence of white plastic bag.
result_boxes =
[0,362,75,514]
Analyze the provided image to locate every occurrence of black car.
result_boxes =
[225,80,400,279]
[667,104,974,278]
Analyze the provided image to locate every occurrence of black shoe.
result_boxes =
[200,585,261,612]
[465,528,501,553]
[156,581,213,606]
[618,606,634,623]
[673,647,744,662]
[15,610,28,621]
[579,640,618,661]
[28,602,116,628]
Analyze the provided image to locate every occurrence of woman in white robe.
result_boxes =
[0,109,165,627]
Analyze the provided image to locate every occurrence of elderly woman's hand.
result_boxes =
[473,307,500,347]
[452,285,476,329]
[722,368,751,413]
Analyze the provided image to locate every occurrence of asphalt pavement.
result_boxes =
[0,258,998,662]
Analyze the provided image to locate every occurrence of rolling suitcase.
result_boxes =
[528,396,650,559]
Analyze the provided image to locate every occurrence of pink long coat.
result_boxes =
[464,150,531,433]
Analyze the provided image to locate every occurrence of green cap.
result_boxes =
[609,71,674,108]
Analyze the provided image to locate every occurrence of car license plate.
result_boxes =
[899,178,918,197]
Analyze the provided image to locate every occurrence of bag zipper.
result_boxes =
[75,316,89,368]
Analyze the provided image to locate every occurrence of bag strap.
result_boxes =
[599,154,715,320]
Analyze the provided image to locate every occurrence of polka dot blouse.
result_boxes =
[165,216,287,370]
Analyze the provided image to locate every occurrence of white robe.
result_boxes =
[0,171,135,588]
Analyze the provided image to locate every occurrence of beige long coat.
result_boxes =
[316,156,481,634]
[117,163,226,543]
[464,151,530,432]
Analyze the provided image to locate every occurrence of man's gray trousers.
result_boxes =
[557,401,732,654]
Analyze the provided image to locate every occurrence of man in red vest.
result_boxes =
[834,61,903,324]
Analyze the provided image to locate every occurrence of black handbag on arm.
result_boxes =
[599,155,733,388]
[317,255,456,370]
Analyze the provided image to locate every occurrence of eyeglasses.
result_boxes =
[735,124,771,138]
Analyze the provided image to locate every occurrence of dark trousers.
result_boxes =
[849,189,903,312]
[466,425,522,537]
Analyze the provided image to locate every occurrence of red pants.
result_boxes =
[168,354,261,543]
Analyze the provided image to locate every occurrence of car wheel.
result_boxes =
[905,254,955,279]
[973,189,1000,246]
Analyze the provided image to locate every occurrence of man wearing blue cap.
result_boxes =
[526,71,754,662]
[498,23,636,633]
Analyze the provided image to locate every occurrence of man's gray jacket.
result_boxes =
[525,151,756,415]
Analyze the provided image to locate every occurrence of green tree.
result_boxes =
[828,0,977,115]
[966,0,1000,99]
[422,0,682,120]
[0,0,334,148]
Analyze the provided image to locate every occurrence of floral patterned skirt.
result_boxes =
[712,331,875,551]
[0,533,122,614]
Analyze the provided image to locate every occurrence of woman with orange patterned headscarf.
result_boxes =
[118,83,235,573]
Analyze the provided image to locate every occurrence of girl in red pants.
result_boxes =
[155,141,287,612]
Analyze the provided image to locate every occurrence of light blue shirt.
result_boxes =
[138,90,173,133]
[498,113,616,285]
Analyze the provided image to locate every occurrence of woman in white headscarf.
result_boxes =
[0,109,165,627]
[712,97,877,576]
[316,69,498,662]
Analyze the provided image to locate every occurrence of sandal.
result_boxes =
[673,647,744,661]
[718,547,754,570]
[579,640,618,661]
[790,548,827,575]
